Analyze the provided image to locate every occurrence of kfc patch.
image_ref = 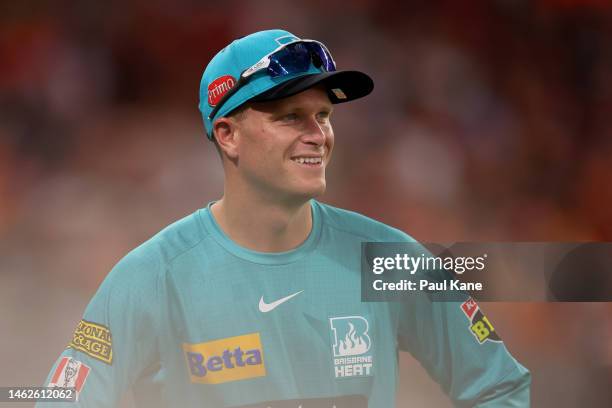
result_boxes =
[460,298,502,344]
[49,357,90,400]
[208,75,236,106]
[461,298,478,319]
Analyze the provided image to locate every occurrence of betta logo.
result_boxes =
[183,333,266,384]
[208,75,236,107]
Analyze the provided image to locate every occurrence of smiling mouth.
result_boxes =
[291,156,323,166]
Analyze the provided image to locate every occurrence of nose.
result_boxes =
[300,116,327,146]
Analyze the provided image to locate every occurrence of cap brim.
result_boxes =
[251,70,374,104]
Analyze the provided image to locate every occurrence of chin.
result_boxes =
[303,182,327,199]
[286,182,326,203]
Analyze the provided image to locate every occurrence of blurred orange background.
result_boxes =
[1,1,611,406]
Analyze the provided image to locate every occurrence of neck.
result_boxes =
[211,190,313,253]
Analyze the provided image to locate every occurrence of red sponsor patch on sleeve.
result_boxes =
[49,357,90,400]
[461,298,479,319]
[208,75,236,106]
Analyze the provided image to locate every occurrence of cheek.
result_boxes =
[238,129,283,171]
[325,127,335,157]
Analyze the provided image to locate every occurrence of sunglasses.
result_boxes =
[208,40,337,120]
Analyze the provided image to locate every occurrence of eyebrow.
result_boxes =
[275,103,334,113]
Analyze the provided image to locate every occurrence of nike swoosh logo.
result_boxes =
[259,290,304,313]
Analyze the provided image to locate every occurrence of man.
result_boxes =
[39,29,530,407]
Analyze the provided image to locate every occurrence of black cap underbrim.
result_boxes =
[251,70,374,104]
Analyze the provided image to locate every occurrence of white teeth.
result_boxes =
[292,157,322,164]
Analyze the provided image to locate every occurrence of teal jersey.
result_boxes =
[38,200,530,407]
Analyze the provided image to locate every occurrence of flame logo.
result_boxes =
[338,323,369,356]
[330,316,371,357]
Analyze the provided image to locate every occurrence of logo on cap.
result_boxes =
[208,75,237,107]
[331,88,347,100]
[275,35,299,45]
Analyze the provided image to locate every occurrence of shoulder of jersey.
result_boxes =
[107,211,204,282]
[138,211,204,261]
[314,201,417,243]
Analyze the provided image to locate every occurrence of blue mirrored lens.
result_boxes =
[267,42,335,78]
[267,43,311,77]
[306,43,336,72]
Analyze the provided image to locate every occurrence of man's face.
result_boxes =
[231,86,335,203]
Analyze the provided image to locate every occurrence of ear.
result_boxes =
[212,117,240,160]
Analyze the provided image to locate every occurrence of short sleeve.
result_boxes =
[36,247,161,408]
[397,267,531,406]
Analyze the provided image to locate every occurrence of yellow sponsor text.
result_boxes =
[68,320,113,364]
[183,332,266,384]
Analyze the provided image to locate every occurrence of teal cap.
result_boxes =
[199,29,373,140]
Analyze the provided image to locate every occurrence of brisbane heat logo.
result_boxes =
[183,332,266,384]
[329,316,373,378]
